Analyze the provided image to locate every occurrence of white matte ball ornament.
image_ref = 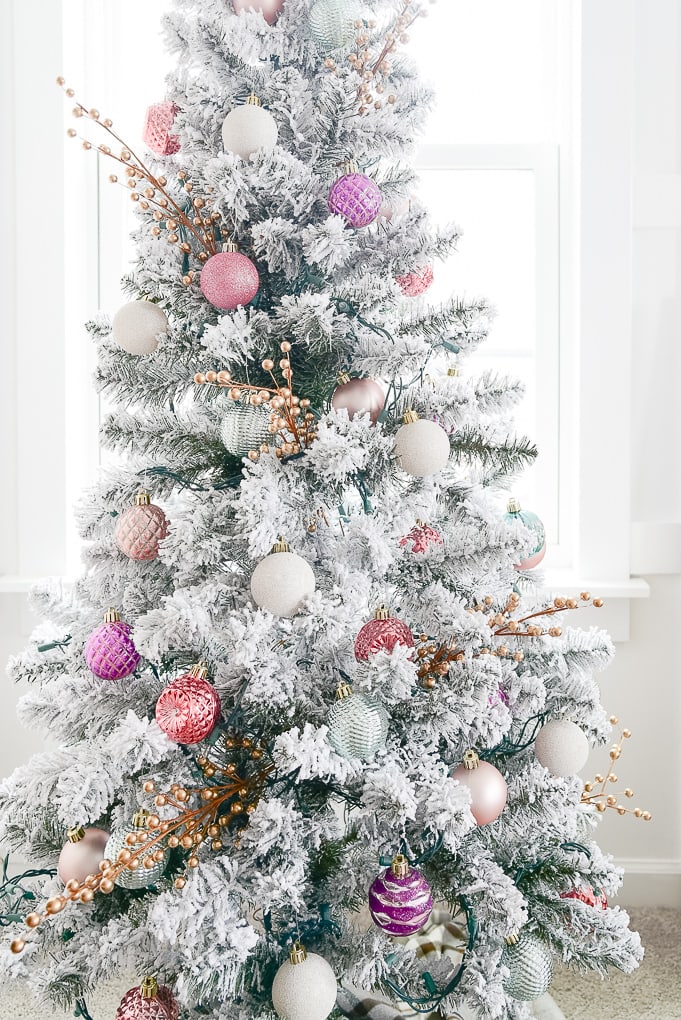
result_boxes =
[250,539,315,618]
[221,94,278,160]
[272,943,337,1020]
[535,719,590,777]
[394,410,451,477]
[112,301,168,355]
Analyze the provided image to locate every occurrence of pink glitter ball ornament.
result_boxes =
[328,162,381,228]
[200,244,259,310]
[85,609,140,681]
[396,264,434,297]
[354,605,415,662]
[399,520,443,554]
[155,662,221,744]
[450,749,507,826]
[57,826,110,885]
[142,101,180,156]
[116,977,178,1020]
[560,886,608,910]
[231,0,284,22]
[114,492,168,562]
[369,854,433,937]
[331,373,385,424]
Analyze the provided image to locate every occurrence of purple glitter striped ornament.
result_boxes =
[368,854,433,937]
[85,609,140,680]
[328,161,381,228]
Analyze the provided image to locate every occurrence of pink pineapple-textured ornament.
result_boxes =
[142,101,181,156]
[85,608,140,680]
[396,264,434,297]
[369,853,433,936]
[155,662,221,744]
[231,0,284,23]
[450,749,507,826]
[354,605,415,662]
[116,977,179,1020]
[328,160,381,228]
[57,826,110,885]
[114,492,168,562]
[399,520,443,554]
[331,373,385,424]
[200,241,259,310]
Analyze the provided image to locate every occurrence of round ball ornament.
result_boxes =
[105,811,169,890]
[309,0,363,54]
[57,826,110,886]
[272,941,337,1020]
[250,538,316,618]
[116,977,179,1020]
[221,400,272,457]
[231,0,284,23]
[155,662,221,744]
[450,750,507,826]
[200,241,260,311]
[501,931,553,1002]
[142,101,180,156]
[112,301,168,356]
[327,682,388,760]
[114,492,168,562]
[396,265,434,297]
[560,886,608,910]
[222,93,278,160]
[399,520,443,554]
[328,161,381,228]
[394,410,450,477]
[369,853,433,937]
[354,605,414,662]
[85,608,140,681]
[534,719,589,777]
[331,373,384,424]
[504,498,546,570]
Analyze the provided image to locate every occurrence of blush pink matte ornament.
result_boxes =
[200,242,259,310]
[116,977,179,1020]
[450,749,508,826]
[114,492,168,562]
[368,853,433,936]
[399,520,443,554]
[85,609,141,681]
[57,826,110,885]
[328,160,382,228]
[331,373,385,424]
[231,0,284,24]
[155,662,221,744]
[142,102,180,156]
[396,264,434,297]
[354,605,415,662]
[560,886,608,910]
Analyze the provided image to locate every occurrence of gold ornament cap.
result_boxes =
[189,661,209,680]
[104,608,121,624]
[335,681,353,701]
[66,826,85,844]
[134,492,151,507]
[462,749,480,771]
[246,92,262,106]
[447,365,462,377]
[507,497,521,514]
[374,604,391,620]
[271,536,290,553]
[289,941,307,965]
[402,409,419,424]
[504,932,520,946]
[223,239,239,253]
[390,853,410,878]
[337,371,351,385]
[343,158,359,174]
[132,808,150,830]
[140,976,159,999]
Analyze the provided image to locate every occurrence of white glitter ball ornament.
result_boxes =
[394,410,451,477]
[501,931,553,1001]
[534,718,590,777]
[222,93,278,160]
[309,0,363,55]
[221,401,272,457]
[327,682,388,760]
[112,301,168,355]
[250,538,315,618]
[272,942,337,1020]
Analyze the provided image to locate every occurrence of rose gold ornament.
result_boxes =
[57,826,110,886]
[155,662,221,744]
[114,492,168,562]
[116,977,178,1020]
[142,101,180,156]
[399,521,443,553]
[331,373,384,424]
[450,749,507,826]
[396,264,434,297]
[354,605,415,661]
[231,0,284,24]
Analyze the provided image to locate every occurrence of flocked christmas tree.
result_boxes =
[0,1,648,1018]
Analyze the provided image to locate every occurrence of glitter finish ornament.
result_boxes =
[85,608,140,681]
[369,854,433,937]
[57,826,110,886]
[331,373,384,424]
[450,750,507,826]
[220,400,272,457]
[114,492,168,562]
[231,0,284,23]
[105,811,169,890]
[399,520,443,554]
[394,410,451,477]
[501,931,553,1002]
[534,718,589,777]
[271,942,338,1020]
[561,886,608,910]
[309,0,363,54]
[396,264,434,297]
[116,976,179,1020]
[250,538,316,618]
[155,662,221,744]
[328,162,381,228]
[504,497,546,570]
[142,101,180,156]
[354,605,414,662]
[112,301,168,356]
[200,243,260,311]
[327,682,388,760]
[221,93,278,160]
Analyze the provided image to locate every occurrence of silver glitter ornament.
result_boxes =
[104,810,169,890]
[501,931,553,1001]
[309,0,363,55]
[220,400,271,457]
[327,682,388,760]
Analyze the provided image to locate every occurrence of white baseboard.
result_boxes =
[614,857,681,908]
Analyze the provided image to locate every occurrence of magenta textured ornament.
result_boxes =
[369,854,433,936]
[560,886,608,910]
[155,662,221,744]
[396,264,434,297]
[231,0,284,23]
[85,609,140,681]
[116,978,178,1020]
[142,102,180,156]
[399,521,443,554]
[114,493,168,562]
[200,246,259,310]
[331,374,385,423]
[451,750,507,826]
[354,605,415,662]
[328,163,381,228]
[57,827,110,885]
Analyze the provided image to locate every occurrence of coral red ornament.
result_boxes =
[114,492,168,562]
[450,749,507,826]
[116,977,178,1020]
[85,609,140,681]
[561,886,608,910]
[200,243,259,310]
[331,373,385,424]
[354,605,415,662]
[57,826,110,885]
[142,102,180,156]
[155,662,221,744]
[328,161,381,228]
[399,521,443,554]
[231,0,284,23]
[396,265,434,297]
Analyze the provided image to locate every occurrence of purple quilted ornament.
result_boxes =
[369,854,433,936]
[328,162,381,228]
[85,609,140,681]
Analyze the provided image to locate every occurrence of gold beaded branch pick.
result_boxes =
[581,718,652,822]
